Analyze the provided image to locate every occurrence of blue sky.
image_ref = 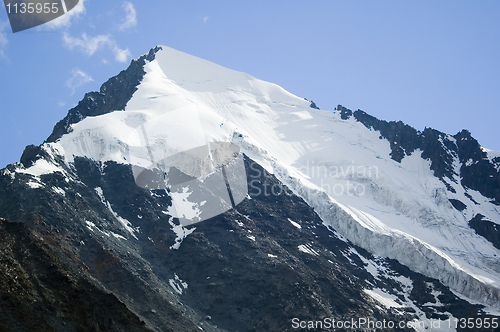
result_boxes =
[0,1,499,169]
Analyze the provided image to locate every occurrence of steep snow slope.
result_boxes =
[30,46,500,308]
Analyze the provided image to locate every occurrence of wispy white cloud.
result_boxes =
[63,32,110,56]
[202,16,209,24]
[118,2,137,31]
[0,20,8,59]
[44,0,87,29]
[113,46,131,63]
[66,68,93,94]
[63,32,131,63]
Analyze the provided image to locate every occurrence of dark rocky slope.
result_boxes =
[0,218,152,332]
[0,154,494,331]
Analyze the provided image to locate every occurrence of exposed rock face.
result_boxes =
[342,105,500,206]
[337,104,353,120]
[0,218,152,332]
[469,214,500,250]
[455,130,500,205]
[336,103,500,251]
[0,155,492,331]
[20,144,51,168]
[309,100,320,109]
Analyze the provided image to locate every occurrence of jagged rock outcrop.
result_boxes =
[337,105,500,205]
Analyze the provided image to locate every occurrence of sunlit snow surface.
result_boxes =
[16,158,61,176]
[43,46,500,308]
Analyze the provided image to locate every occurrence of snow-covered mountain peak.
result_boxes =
[53,45,313,168]
[141,45,304,103]
[151,45,255,92]
[16,46,500,311]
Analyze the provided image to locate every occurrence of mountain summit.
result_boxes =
[1,46,499,331]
